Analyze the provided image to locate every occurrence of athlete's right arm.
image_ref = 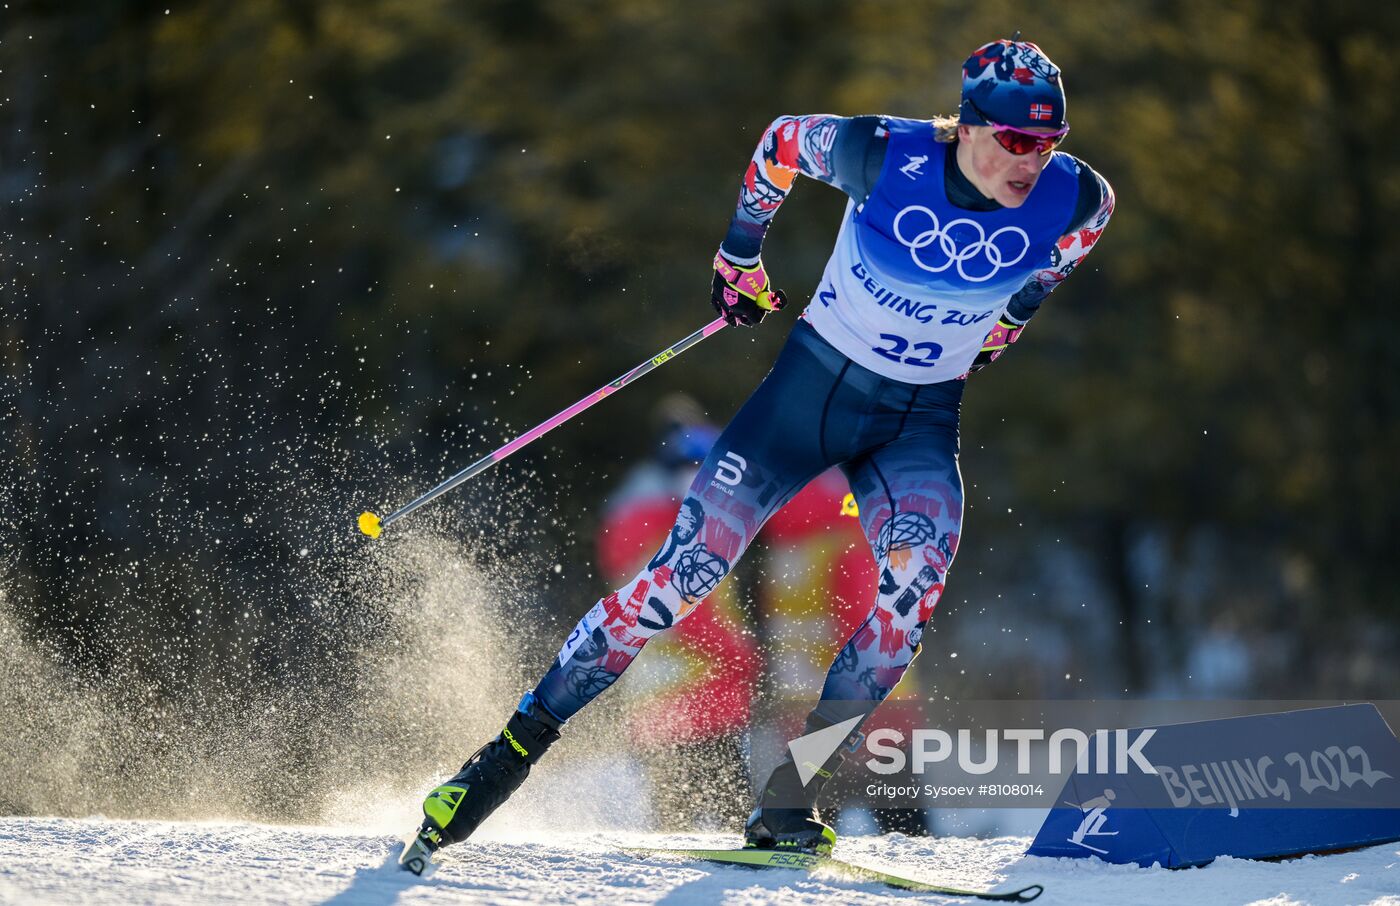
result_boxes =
[719,115,886,265]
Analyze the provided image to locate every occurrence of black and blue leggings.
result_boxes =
[534,317,965,729]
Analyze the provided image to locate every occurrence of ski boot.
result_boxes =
[399,692,563,875]
[743,712,860,855]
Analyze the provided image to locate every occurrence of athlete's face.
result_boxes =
[955,125,1055,208]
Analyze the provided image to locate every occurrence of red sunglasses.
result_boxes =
[965,99,1069,155]
[989,121,1070,156]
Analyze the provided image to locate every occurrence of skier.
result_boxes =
[404,38,1114,865]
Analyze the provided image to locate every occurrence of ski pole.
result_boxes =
[358,315,730,538]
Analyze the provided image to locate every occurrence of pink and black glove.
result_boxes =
[711,250,786,327]
[965,317,1025,376]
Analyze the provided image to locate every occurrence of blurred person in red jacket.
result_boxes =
[595,394,761,830]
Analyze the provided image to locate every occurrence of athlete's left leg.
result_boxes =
[819,427,963,717]
[745,391,964,852]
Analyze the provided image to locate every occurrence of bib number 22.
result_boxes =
[873,333,943,367]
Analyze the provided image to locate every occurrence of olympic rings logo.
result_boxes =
[891,205,1030,283]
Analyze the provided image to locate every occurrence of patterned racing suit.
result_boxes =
[534,114,1114,734]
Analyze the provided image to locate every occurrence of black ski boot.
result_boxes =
[400,692,563,874]
[743,712,860,855]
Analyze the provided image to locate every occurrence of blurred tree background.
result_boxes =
[2,0,1398,817]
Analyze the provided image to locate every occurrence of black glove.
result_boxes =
[711,250,786,327]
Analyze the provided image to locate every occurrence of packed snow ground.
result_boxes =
[1,817,1397,906]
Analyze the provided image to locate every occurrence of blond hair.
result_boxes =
[932,115,961,143]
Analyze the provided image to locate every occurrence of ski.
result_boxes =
[397,830,440,878]
[624,846,1043,901]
